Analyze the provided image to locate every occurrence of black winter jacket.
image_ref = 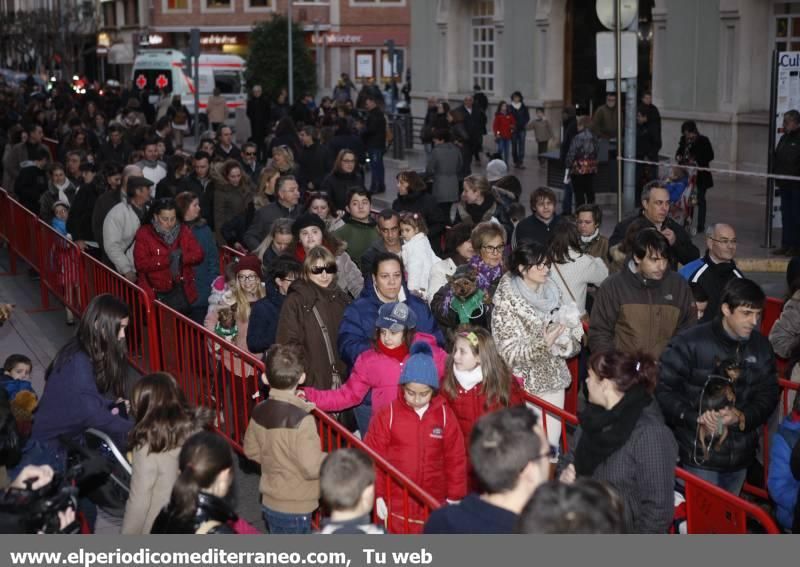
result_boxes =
[774,128,800,190]
[609,211,700,267]
[657,318,779,472]
[363,107,386,150]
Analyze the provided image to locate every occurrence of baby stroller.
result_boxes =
[665,167,698,235]
[64,429,132,518]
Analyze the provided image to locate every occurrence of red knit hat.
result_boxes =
[233,255,262,278]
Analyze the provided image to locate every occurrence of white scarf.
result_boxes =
[580,228,600,243]
[454,365,483,392]
[55,179,71,204]
[511,101,522,110]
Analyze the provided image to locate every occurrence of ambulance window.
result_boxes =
[213,70,242,94]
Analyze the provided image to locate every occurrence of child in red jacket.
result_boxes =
[492,101,516,167]
[364,341,467,533]
[440,327,526,490]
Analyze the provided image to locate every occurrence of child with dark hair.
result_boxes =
[318,448,383,534]
[690,282,710,321]
[399,211,441,298]
[365,342,467,533]
[518,479,624,534]
[243,344,325,534]
[0,355,37,440]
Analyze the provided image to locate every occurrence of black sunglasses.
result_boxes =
[310,263,338,275]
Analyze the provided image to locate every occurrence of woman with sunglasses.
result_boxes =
[558,350,677,534]
[276,246,351,390]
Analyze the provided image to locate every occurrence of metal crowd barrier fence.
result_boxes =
[38,221,85,315]
[81,253,160,374]
[0,188,13,273]
[219,244,245,274]
[521,391,781,534]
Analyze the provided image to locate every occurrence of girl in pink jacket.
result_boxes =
[301,301,447,434]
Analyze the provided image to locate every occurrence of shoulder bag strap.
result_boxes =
[312,305,342,388]
[553,263,577,304]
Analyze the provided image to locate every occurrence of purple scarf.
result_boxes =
[441,255,503,314]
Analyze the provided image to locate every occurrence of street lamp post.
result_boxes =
[288,0,294,103]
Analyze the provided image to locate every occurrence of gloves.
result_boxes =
[376,497,388,520]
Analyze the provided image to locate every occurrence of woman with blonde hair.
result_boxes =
[253,165,281,209]
[122,372,212,534]
[276,246,351,390]
[269,145,297,177]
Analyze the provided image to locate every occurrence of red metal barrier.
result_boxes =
[38,221,85,314]
[219,245,245,275]
[676,468,780,534]
[521,392,781,534]
[81,253,160,373]
[761,296,784,337]
[0,188,15,274]
[8,195,41,273]
[154,300,264,451]
[314,408,442,533]
[154,300,440,533]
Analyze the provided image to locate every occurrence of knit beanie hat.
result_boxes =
[292,213,326,239]
[486,159,508,182]
[233,255,262,278]
[398,342,439,390]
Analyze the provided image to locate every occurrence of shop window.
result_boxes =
[246,0,273,9]
[203,0,233,11]
[165,0,190,11]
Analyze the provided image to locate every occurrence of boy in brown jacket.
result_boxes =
[243,344,325,534]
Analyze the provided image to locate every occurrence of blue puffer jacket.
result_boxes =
[768,416,800,530]
[247,280,286,355]
[337,278,444,368]
[190,221,219,309]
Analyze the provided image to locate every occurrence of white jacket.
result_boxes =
[550,248,609,314]
[401,232,440,296]
[103,201,141,275]
[427,257,457,304]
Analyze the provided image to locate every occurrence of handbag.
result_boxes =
[312,305,342,389]
[156,282,191,314]
[553,263,590,327]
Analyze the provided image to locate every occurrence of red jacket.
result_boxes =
[442,377,527,453]
[493,113,516,140]
[365,393,467,533]
[133,224,204,304]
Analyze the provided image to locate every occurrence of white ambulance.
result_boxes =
[131,49,246,126]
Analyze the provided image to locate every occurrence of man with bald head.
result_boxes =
[680,223,744,322]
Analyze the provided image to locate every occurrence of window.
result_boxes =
[214,70,244,94]
[350,0,404,5]
[775,2,800,51]
[102,2,116,27]
[355,50,375,79]
[246,0,272,8]
[125,0,140,26]
[471,0,495,93]
[202,0,233,12]
[165,0,190,11]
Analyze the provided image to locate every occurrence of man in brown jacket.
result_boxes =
[589,228,694,359]
[243,344,325,534]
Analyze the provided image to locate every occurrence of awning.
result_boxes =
[108,43,134,65]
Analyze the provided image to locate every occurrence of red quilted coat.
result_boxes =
[133,224,204,304]
[441,376,527,491]
[365,392,467,534]
[492,112,516,140]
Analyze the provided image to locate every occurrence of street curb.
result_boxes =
[737,258,790,273]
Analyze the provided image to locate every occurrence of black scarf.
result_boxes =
[574,384,651,476]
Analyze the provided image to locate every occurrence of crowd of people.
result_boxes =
[0,75,798,536]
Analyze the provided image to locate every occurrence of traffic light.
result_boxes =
[183,49,193,76]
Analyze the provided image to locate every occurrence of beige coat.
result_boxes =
[207,95,228,125]
[121,445,181,534]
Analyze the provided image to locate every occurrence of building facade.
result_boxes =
[411,0,790,172]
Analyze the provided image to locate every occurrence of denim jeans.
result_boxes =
[561,182,574,216]
[511,130,526,165]
[262,506,312,534]
[367,149,385,193]
[495,138,511,166]
[353,393,373,437]
[682,465,748,496]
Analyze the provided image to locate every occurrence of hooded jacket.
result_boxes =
[657,319,778,474]
[303,333,446,418]
[364,392,467,533]
[338,278,445,368]
[589,261,694,359]
[276,279,351,390]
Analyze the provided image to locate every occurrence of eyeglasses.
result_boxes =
[481,244,505,254]
[244,151,256,156]
[310,264,338,275]
[237,274,259,282]
[708,237,737,246]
